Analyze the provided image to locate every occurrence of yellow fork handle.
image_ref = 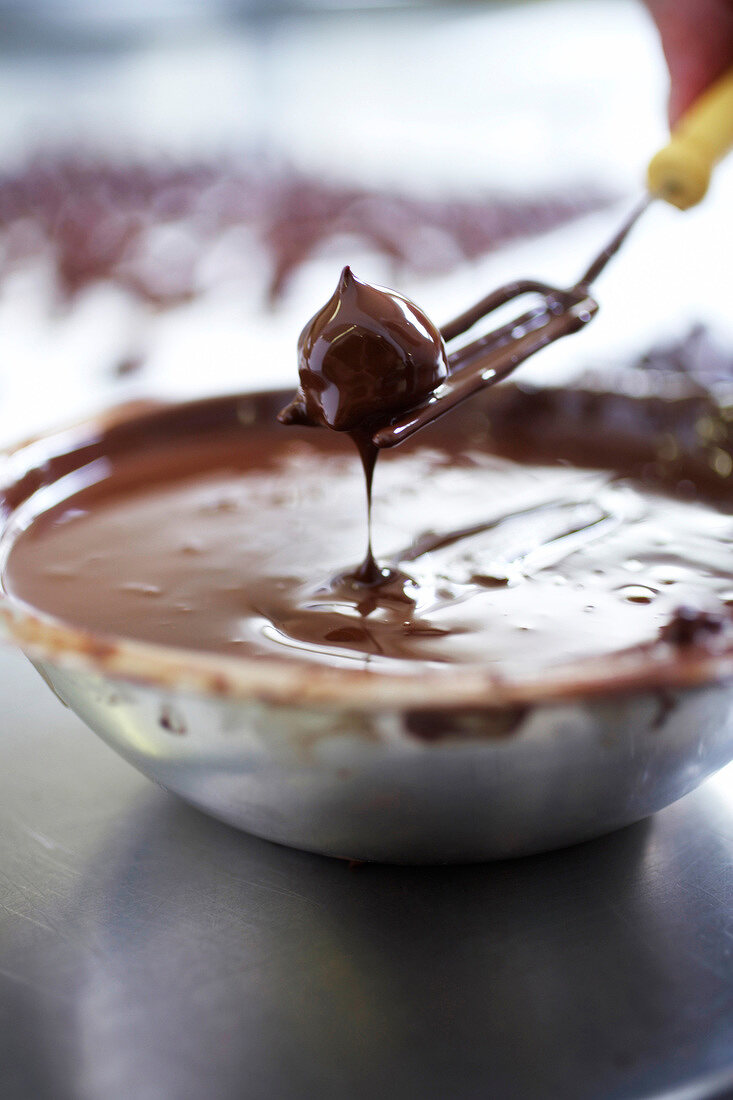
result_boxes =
[647,67,733,209]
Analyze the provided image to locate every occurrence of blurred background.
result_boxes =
[0,0,729,442]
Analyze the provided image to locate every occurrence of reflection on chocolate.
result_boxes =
[279,266,448,586]
[3,384,733,679]
[280,267,448,433]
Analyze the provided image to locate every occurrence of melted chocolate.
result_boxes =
[3,386,733,676]
[280,267,448,433]
[279,267,448,582]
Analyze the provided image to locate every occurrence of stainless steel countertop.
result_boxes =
[1,649,732,1099]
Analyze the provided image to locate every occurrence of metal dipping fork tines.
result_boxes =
[372,199,647,449]
[372,278,599,450]
[373,66,733,450]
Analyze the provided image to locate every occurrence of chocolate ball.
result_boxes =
[281,266,448,432]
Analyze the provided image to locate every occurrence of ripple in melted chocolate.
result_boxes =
[3,398,733,677]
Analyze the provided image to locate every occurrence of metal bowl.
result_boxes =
[2,389,733,864]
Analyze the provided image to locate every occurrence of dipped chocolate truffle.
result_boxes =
[279,266,448,432]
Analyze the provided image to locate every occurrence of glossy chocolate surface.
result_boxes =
[3,385,733,677]
[280,267,448,433]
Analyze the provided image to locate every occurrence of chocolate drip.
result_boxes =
[279,267,448,584]
[350,430,380,585]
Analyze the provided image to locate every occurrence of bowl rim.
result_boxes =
[1,389,732,711]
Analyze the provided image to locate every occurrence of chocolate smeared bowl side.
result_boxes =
[1,370,733,863]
